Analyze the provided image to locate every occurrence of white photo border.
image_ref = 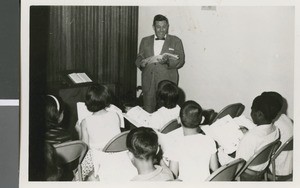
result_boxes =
[20,0,300,188]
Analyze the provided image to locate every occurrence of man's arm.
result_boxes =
[235,134,255,162]
[81,120,89,145]
[209,152,220,172]
[135,38,161,69]
[169,160,179,178]
[165,39,185,69]
[135,38,147,69]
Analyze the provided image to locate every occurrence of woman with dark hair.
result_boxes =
[45,94,73,144]
[146,80,180,131]
[126,127,174,181]
[156,80,180,109]
[78,84,121,180]
[81,84,121,149]
[125,80,180,131]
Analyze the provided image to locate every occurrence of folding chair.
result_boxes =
[160,119,181,134]
[206,158,246,181]
[102,130,130,152]
[234,139,281,181]
[268,137,293,181]
[211,103,245,124]
[202,109,218,125]
[53,140,88,181]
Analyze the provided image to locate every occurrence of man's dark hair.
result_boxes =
[126,127,162,162]
[153,14,169,26]
[261,91,283,110]
[251,94,282,123]
[180,100,203,128]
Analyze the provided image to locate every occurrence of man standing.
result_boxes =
[135,14,185,113]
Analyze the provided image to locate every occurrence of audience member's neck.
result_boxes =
[182,127,199,136]
[135,159,156,175]
[93,108,107,115]
[256,120,272,126]
[273,112,283,122]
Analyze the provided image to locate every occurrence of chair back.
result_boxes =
[235,139,281,180]
[206,158,246,181]
[212,103,245,124]
[276,136,293,154]
[160,119,181,134]
[270,137,293,181]
[53,140,88,181]
[102,131,130,152]
[202,109,218,125]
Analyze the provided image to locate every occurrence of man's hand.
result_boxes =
[141,55,168,67]
[217,147,235,166]
[140,56,155,67]
[157,54,168,64]
[140,60,148,68]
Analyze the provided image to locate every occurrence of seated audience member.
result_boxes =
[45,94,73,145]
[126,80,180,131]
[148,80,180,130]
[261,91,293,178]
[126,127,174,181]
[44,142,62,181]
[81,84,121,149]
[165,100,219,181]
[79,84,121,180]
[219,93,281,181]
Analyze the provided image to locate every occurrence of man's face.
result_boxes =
[153,20,169,39]
[251,107,262,125]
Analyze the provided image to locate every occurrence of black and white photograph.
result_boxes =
[19,0,299,187]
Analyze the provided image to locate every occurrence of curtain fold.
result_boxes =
[47,6,138,101]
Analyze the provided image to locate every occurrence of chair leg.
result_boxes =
[78,165,82,181]
[272,160,276,181]
[264,172,268,181]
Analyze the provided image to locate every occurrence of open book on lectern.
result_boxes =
[68,72,93,84]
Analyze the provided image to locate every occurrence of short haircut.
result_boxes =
[153,14,169,26]
[261,91,283,109]
[251,94,282,123]
[156,80,179,109]
[85,84,111,112]
[126,127,162,162]
[180,100,203,128]
[45,94,64,123]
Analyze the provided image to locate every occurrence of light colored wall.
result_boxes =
[137,6,294,118]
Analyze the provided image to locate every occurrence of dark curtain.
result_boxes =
[29,6,50,180]
[29,6,138,181]
[47,6,138,101]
